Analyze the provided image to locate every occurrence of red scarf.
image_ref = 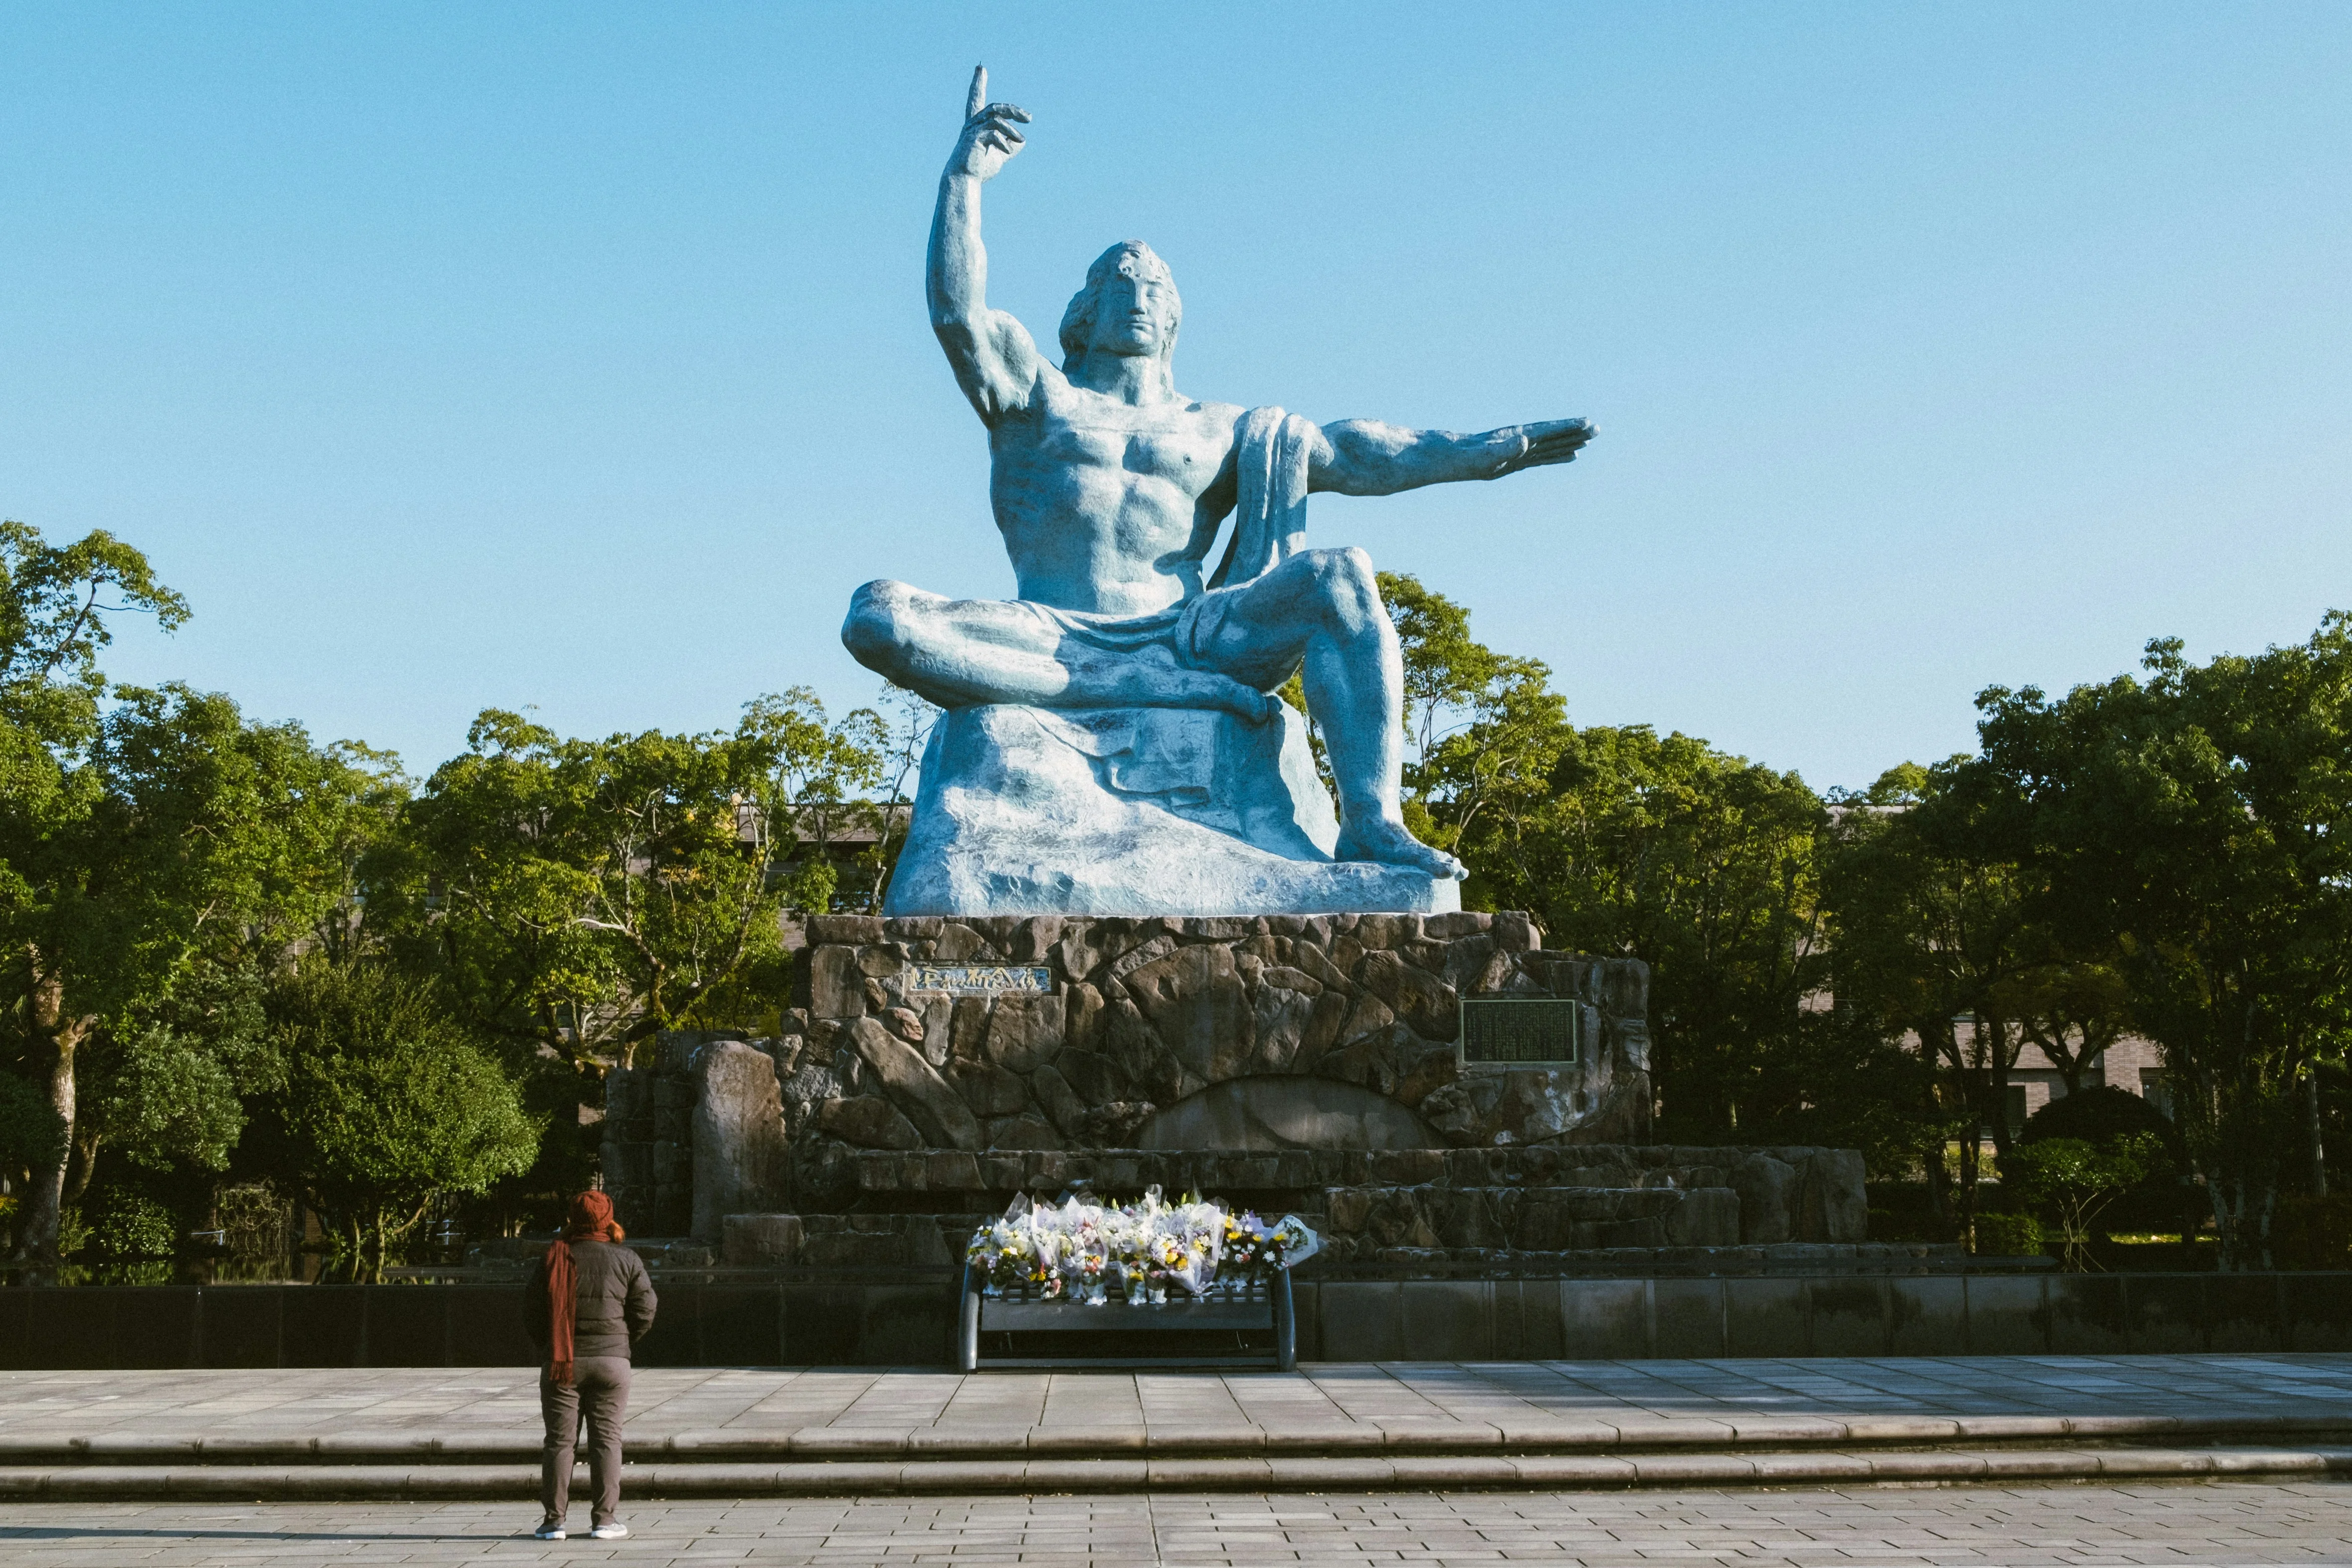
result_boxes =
[545,1190,623,1386]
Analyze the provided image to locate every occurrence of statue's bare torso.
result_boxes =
[990,379,1244,615]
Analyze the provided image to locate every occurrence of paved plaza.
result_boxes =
[10,1485,2352,1565]
[14,1356,2352,1454]
[13,1359,2352,1561]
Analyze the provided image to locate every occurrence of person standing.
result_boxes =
[524,1190,656,1541]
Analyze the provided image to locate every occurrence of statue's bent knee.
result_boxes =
[1304,546,1383,631]
[842,579,920,672]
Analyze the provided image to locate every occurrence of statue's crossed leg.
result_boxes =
[843,546,1462,879]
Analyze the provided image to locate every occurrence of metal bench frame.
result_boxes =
[956,1266,1296,1372]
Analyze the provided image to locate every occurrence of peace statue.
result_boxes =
[845,70,1592,917]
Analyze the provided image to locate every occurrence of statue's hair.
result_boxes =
[1058,240,1181,370]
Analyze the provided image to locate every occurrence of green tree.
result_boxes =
[1378,571,1563,859]
[1822,757,2048,1233]
[1975,615,2352,1269]
[253,962,539,1260]
[1,522,395,1260]
[1472,724,1836,1145]
[1373,574,1873,1151]
[373,689,885,1067]
[1992,955,2134,1099]
[2001,1133,2167,1272]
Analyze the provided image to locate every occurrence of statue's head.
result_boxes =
[1059,240,1181,372]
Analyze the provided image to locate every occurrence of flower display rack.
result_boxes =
[956,1268,1296,1372]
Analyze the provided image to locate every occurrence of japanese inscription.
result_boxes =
[1458,997,1580,1068]
[906,964,1054,996]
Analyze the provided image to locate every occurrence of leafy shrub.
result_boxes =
[2002,1133,2167,1270]
[92,1190,178,1259]
[1973,1212,2045,1257]
[2021,1086,2183,1163]
[258,962,541,1257]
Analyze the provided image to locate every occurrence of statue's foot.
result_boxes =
[1335,815,1466,880]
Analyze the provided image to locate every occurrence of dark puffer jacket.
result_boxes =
[525,1239,658,1362]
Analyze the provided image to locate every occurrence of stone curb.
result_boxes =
[12,1412,2352,1468]
[3,1447,2351,1499]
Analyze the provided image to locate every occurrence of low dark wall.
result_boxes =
[1299,1272,2352,1360]
[4,1272,2349,1370]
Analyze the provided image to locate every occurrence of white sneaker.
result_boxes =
[533,1523,567,1540]
[589,1523,629,1540]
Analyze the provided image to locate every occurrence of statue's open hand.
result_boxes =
[951,65,1030,182]
[1498,418,1594,474]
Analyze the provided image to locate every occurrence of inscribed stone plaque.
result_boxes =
[906,964,1053,996]
[1458,996,1579,1068]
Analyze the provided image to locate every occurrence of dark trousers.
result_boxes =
[539,1356,630,1527]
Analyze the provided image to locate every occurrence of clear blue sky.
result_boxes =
[4,4,2347,792]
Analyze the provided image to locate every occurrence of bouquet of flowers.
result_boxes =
[965,1188,1318,1302]
[968,1216,1030,1294]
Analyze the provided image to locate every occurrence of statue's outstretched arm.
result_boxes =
[1308,416,1593,497]
[929,67,1043,425]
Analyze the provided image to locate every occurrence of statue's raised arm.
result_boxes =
[928,66,1044,426]
[1308,416,1594,497]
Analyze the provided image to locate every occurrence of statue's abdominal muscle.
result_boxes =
[991,447,1208,615]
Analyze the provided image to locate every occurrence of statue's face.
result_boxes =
[1086,257,1176,359]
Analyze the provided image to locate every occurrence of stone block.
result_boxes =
[817,1095,922,1151]
[983,992,1064,1072]
[1651,1278,1725,1357]
[722,1213,804,1267]
[1356,951,1457,1041]
[2122,1274,2205,1353]
[1316,1282,1406,1361]
[810,946,866,1019]
[1730,1154,1796,1245]
[948,1058,1031,1117]
[1559,1279,1648,1357]
[984,1112,1062,1150]
[933,922,988,961]
[808,915,885,946]
[1491,911,1539,952]
[846,1016,981,1150]
[603,1067,652,1133]
[2287,1274,2352,1351]
[1666,1186,1741,1247]
[1793,1148,1869,1242]
[1007,915,1065,962]
[692,1042,793,1244]
[653,1138,689,1186]
[1400,1280,1493,1359]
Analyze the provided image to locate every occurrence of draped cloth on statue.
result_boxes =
[1213,406,1317,590]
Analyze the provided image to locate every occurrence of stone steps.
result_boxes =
[8,1413,2352,1498]
[10,1408,2351,1465]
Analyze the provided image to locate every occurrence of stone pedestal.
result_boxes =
[608,913,1875,1279]
[785,911,1646,1161]
[885,704,1459,917]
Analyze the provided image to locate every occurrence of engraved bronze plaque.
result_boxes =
[1458,996,1579,1067]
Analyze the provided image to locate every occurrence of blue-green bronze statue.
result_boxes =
[845,70,1592,917]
